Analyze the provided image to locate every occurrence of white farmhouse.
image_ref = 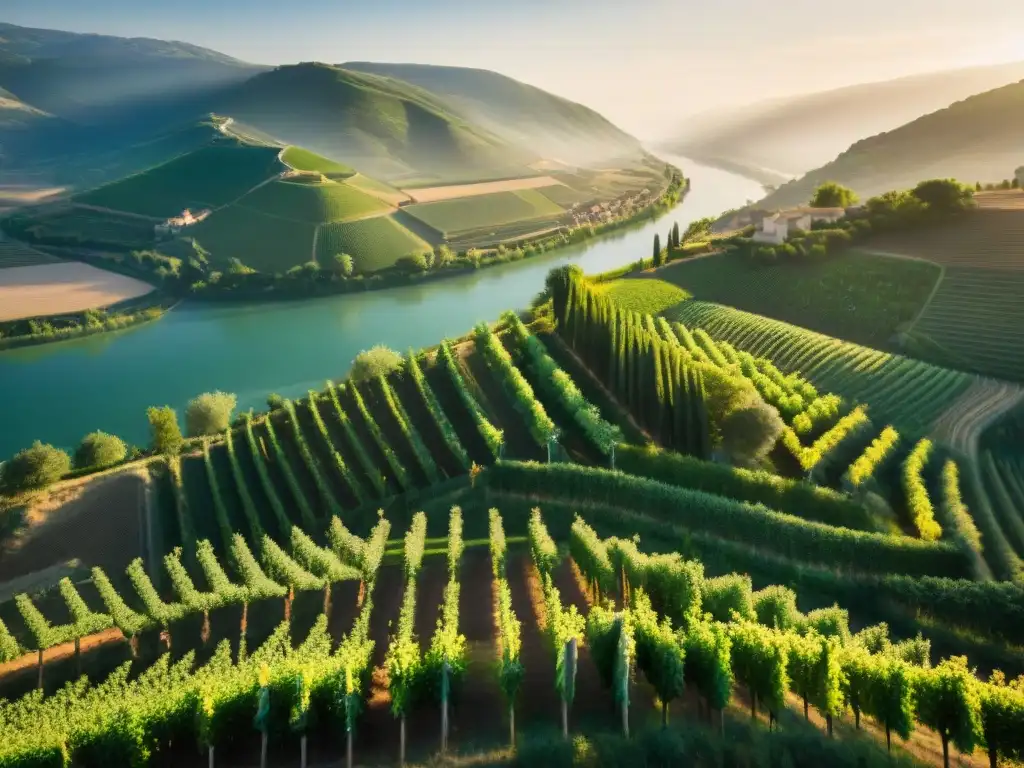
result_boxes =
[155,208,211,237]
[752,207,847,245]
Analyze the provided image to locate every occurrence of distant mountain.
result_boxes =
[665,62,1024,178]
[343,62,644,167]
[757,79,1024,209]
[0,22,262,121]
[213,63,535,181]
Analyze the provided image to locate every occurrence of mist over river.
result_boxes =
[0,157,763,457]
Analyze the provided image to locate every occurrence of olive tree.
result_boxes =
[186,392,238,437]
[74,431,127,470]
[350,346,402,383]
[1,441,71,493]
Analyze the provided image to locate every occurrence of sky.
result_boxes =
[4,0,1024,137]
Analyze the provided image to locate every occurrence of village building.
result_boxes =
[155,208,211,237]
[752,206,847,245]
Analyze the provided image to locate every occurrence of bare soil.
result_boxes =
[403,176,565,204]
[0,262,155,321]
[0,468,147,586]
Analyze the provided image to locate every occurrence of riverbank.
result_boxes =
[0,157,765,458]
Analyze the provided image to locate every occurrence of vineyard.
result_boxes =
[315,215,432,273]
[280,146,355,178]
[233,179,392,224]
[864,195,1024,384]
[1,505,1022,767]
[77,143,284,218]
[651,250,940,350]
[0,237,61,269]
[2,269,1024,766]
[188,205,319,273]
[403,189,566,238]
[12,207,158,250]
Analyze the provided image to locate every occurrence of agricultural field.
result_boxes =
[0,236,61,269]
[402,175,565,203]
[279,146,354,177]
[665,299,979,437]
[535,182,597,207]
[403,189,566,238]
[315,215,432,273]
[344,173,411,206]
[3,277,1024,767]
[11,207,157,250]
[596,277,691,314]
[188,205,318,273]
[76,143,283,218]
[233,178,392,224]
[0,262,155,322]
[651,250,940,349]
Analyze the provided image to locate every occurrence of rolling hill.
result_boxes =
[751,79,1024,211]
[665,62,1024,180]
[210,63,536,183]
[342,62,645,167]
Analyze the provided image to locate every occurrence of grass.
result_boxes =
[653,250,940,349]
[596,278,691,315]
[315,215,431,273]
[77,143,283,218]
[189,205,317,273]
[19,208,156,249]
[536,183,595,207]
[403,189,565,237]
[233,179,391,224]
[344,173,410,206]
[280,146,354,177]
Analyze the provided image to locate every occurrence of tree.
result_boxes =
[1,441,71,493]
[350,346,402,383]
[333,253,355,277]
[653,234,662,266]
[753,586,800,631]
[671,222,681,249]
[147,406,183,456]
[186,392,238,437]
[810,181,858,209]
[396,252,429,272]
[74,431,127,470]
[718,399,784,466]
[682,217,713,243]
[916,656,981,768]
[867,656,915,753]
[912,179,975,214]
[227,257,256,275]
[980,674,1024,768]
[435,244,454,268]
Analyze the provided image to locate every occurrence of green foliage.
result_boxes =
[328,516,365,569]
[729,620,789,716]
[283,399,349,515]
[404,511,428,581]
[569,515,615,597]
[489,508,507,577]
[475,321,557,448]
[262,413,318,531]
[702,574,755,623]
[361,516,392,583]
[912,179,975,214]
[261,536,324,592]
[325,382,387,497]
[936,459,985,577]
[585,605,634,705]
[349,346,402,383]
[305,392,367,504]
[126,557,188,627]
[783,405,871,474]
[866,656,916,747]
[753,585,800,631]
[437,340,503,457]
[810,182,858,208]
[346,381,411,491]
[230,534,287,600]
[291,527,360,583]
[377,375,441,483]
[490,509,524,707]
[0,617,22,663]
[488,461,967,578]
[528,507,560,577]
[243,415,293,536]
[316,215,432,274]
[405,351,471,471]
[202,440,236,546]
[616,443,878,531]
[505,312,622,455]
[799,606,851,645]
[1,440,70,492]
[92,567,154,636]
[224,428,265,542]
[845,425,899,491]
[632,591,685,713]
[903,439,942,541]
[185,392,237,438]
[718,397,784,466]
[980,675,1024,767]
[915,655,981,757]
[682,618,734,710]
[73,431,127,470]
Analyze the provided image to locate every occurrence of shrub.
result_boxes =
[349,345,401,382]
[147,405,183,456]
[718,398,784,466]
[74,431,127,470]
[2,441,71,492]
[185,391,238,437]
[810,181,858,208]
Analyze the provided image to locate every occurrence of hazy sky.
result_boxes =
[4,0,1023,136]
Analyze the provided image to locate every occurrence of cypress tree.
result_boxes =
[672,222,681,248]
[653,234,661,265]
[691,368,711,459]
[607,307,619,388]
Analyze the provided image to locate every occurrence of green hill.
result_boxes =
[665,61,1024,180]
[233,178,391,223]
[280,146,354,177]
[343,62,644,167]
[756,79,1024,209]
[77,140,283,218]
[214,63,536,183]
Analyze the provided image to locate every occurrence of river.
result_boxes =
[0,157,763,457]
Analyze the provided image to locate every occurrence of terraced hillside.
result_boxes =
[0,234,61,268]
[649,250,940,350]
[865,192,1024,384]
[404,189,566,240]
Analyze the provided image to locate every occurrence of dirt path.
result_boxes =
[0,628,125,681]
[931,377,1024,456]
